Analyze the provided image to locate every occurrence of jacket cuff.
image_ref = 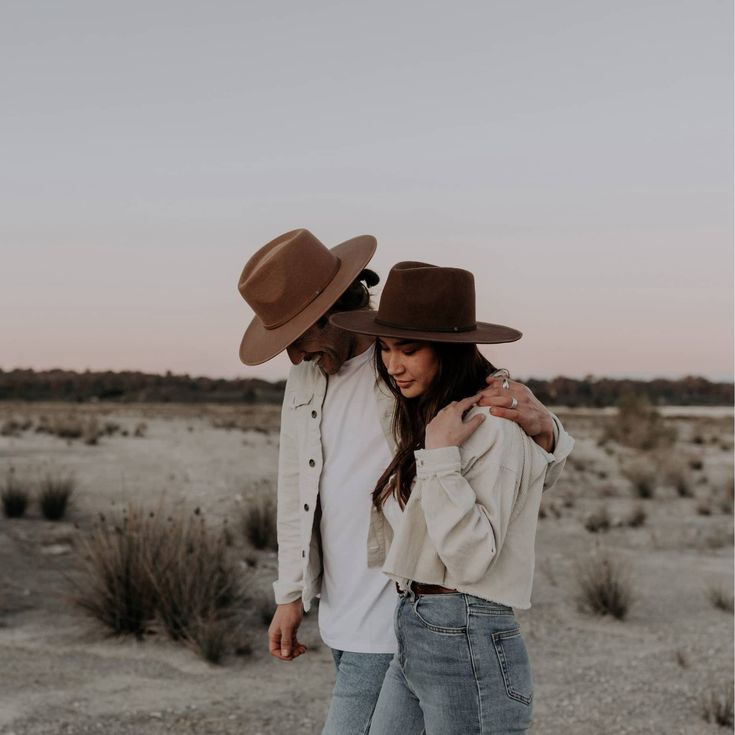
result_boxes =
[273,580,303,606]
[415,446,461,477]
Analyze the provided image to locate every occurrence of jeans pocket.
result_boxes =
[413,594,467,634]
[492,627,533,705]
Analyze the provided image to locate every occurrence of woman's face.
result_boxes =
[378,337,439,398]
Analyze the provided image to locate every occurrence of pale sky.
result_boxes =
[1,1,732,381]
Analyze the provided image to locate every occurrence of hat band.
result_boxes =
[374,316,477,334]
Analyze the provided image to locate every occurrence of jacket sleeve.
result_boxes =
[272,383,305,606]
[542,413,574,492]
[415,417,550,586]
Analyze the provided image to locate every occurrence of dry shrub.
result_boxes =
[1,417,30,437]
[674,649,689,669]
[700,681,734,727]
[253,590,276,627]
[602,394,676,451]
[1,470,30,518]
[662,457,693,498]
[73,506,162,637]
[151,509,244,645]
[35,414,102,445]
[133,422,148,438]
[39,474,75,520]
[622,457,658,499]
[242,496,277,551]
[624,504,647,528]
[706,584,734,613]
[73,504,248,660]
[584,506,611,533]
[576,551,633,620]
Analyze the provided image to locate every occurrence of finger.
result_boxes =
[488,406,520,422]
[455,394,481,411]
[461,413,486,438]
[480,394,520,409]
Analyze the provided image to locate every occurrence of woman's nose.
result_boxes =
[387,353,404,375]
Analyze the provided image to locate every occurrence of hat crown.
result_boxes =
[238,229,340,329]
[377,262,477,333]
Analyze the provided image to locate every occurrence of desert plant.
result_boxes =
[584,507,611,533]
[625,504,647,528]
[663,458,693,498]
[133,422,148,438]
[1,471,30,518]
[622,458,658,499]
[39,474,75,520]
[689,457,704,471]
[73,505,248,656]
[72,506,162,637]
[150,511,245,644]
[706,584,734,613]
[242,496,277,551]
[576,551,633,620]
[699,681,734,727]
[602,394,676,451]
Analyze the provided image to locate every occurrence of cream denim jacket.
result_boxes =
[273,359,573,610]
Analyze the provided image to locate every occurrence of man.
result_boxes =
[237,228,573,735]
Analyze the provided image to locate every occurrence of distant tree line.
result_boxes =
[523,375,733,408]
[0,369,731,406]
[0,369,286,404]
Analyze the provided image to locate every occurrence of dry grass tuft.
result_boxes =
[576,551,633,620]
[699,681,734,728]
[584,506,611,533]
[706,584,734,613]
[39,474,75,520]
[242,496,278,551]
[602,394,676,451]
[72,504,249,659]
[622,457,658,499]
[1,470,30,518]
[624,504,647,528]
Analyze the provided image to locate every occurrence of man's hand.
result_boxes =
[478,376,555,453]
[268,600,307,661]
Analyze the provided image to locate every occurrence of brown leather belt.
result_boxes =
[396,581,458,596]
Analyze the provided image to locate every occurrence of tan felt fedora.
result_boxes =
[330,261,522,344]
[238,228,377,365]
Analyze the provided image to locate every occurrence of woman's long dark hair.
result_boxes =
[373,341,495,510]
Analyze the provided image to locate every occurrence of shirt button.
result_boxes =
[311,410,317,418]
[304,503,309,512]
[308,459,315,467]
[301,550,305,558]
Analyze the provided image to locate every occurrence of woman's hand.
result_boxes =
[425,395,486,450]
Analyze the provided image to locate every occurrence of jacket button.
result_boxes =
[302,550,305,558]
[304,503,309,512]
[311,410,317,418]
[308,459,315,467]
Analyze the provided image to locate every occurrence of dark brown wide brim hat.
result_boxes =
[238,229,377,365]
[330,261,522,344]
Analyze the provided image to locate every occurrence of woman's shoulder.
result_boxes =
[460,405,524,461]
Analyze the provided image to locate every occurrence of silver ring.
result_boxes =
[510,397,518,409]
[502,378,510,390]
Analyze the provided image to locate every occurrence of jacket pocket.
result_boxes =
[492,627,533,705]
[290,390,313,409]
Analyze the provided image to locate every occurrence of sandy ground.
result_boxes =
[0,402,732,735]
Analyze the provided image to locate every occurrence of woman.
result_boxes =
[330,261,562,735]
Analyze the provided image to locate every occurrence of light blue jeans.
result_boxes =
[322,648,394,735]
[369,590,533,735]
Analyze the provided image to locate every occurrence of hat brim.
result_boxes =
[239,235,377,365]
[329,310,522,344]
